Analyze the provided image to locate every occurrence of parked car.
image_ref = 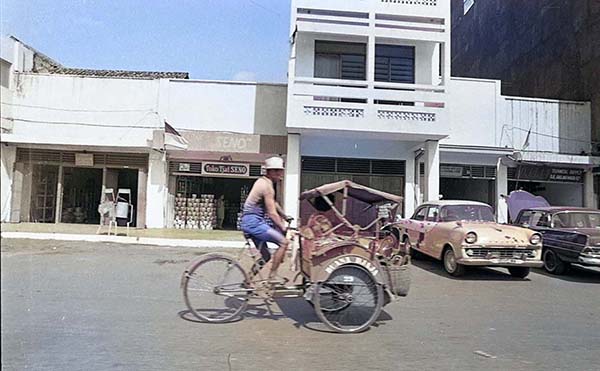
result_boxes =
[513,207,600,274]
[385,201,543,278]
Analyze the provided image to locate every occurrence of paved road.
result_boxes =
[2,238,599,371]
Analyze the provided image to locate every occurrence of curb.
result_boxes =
[0,232,246,249]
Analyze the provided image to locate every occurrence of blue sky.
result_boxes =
[1,0,291,82]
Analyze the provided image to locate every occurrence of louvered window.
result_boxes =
[249,165,263,177]
[372,160,405,175]
[303,157,405,176]
[314,41,366,81]
[302,157,336,172]
[375,45,415,84]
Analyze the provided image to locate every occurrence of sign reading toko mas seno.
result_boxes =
[203,162,249,177]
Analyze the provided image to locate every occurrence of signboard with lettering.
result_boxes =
[511,165,584,183]
[178,163,191,172]
[75,153,94,167]
[440,165,463,178]
[203,162,249,177]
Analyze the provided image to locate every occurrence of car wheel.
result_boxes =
[508,267,530,279]
[543,249,569,275]
[443,248,465,277]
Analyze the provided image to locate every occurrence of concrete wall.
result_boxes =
[4,74,161,148]
[301,135,420,160]
[163,80,287,136]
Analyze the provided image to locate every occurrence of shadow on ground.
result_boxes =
[411,255,532,282]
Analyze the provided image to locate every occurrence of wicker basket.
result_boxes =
[386,264,411,297]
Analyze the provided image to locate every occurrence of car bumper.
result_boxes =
[457,258,544,268]
[578,256,600,266]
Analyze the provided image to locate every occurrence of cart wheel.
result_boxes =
[314,265,383,333]
[183,254,249,323]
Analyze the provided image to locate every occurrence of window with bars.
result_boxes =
[375,45,415,84]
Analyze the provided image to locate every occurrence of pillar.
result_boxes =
[1,145,16,222]
[404,156,416,218]
[496,159,509,223]
[284,134,301,225]
[146,150,167,228]
[584,170,596,208]
[423,140,440,202]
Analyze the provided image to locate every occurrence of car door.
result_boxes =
[421,206,441,257]
[407,206,428,251]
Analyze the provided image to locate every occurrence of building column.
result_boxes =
[137,168,148,228]
[496,159,509,223]
[423,140,440,202]
[404,156,416,218]
[284,134,301,225]
[1,145,16,222]
[54,165,63,223]
[584,170,596,208]
[146,150,167,228]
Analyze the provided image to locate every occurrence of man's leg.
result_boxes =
[269,239,290,280]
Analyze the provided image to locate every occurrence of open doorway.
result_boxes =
[61,167,103,224]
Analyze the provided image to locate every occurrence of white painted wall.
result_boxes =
[146,151,167,228]
[3,73,161,148]
[445,77,499,147]
[301,135,420,160]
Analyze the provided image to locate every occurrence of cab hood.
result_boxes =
[505,190,550,221]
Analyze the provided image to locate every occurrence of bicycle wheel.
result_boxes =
[183,254,250,323]
[314,264,383,333]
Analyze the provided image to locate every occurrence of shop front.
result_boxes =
[167,154,277,230]
[507,164,586,206]
[439,163,497,208]
[11,147,148,226]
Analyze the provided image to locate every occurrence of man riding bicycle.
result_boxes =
[240,156,290,282]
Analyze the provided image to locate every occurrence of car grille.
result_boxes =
[468,249,536,259]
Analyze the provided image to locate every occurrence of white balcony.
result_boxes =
[294,0,450,19]
[287,77,448,140]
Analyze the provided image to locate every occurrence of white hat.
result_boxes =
[265,156,284,170]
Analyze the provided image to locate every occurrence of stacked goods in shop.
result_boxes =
[236,185,251,230]
[186,194,200,229]
[198,194,217,230]
[174,193,187,229]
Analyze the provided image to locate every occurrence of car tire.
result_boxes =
[508,267,530,279]
[543,249,569,275]
[443,247,465,277]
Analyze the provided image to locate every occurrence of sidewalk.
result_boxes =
[1,223,246,248]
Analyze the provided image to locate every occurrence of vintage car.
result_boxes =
[513,207,600,274]
[385,200,543,278]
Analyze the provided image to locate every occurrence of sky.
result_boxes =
[1,0,291,82]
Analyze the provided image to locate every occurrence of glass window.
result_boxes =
[552,212,600,229]
[439,205,495,222]
[375,45,415,84]
[426,207,439,222]
[0,59,10,88]
[412,207,427,221]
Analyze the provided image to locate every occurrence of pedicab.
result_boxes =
[181,180,411,333]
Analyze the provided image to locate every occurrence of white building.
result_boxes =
[1,1,598,229]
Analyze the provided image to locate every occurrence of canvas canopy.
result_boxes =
[299,180,402,205]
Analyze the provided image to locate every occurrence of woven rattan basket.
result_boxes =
[386,263,411,297]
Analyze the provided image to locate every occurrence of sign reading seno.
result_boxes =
[203,162,249,177]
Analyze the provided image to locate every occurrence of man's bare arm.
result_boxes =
[265,191,287,232]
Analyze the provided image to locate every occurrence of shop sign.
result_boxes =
[440,165,463,178]
[75,153,94,166]
[513,165,584,183]
[203,162,249,177]
[178,163,191,172]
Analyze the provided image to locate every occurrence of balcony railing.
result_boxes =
[288,77,448,138]
[294,0,449,20]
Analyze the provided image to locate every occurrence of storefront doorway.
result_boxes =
[175,176,256,230]
[61,167,103,224]
[439,164,497,208]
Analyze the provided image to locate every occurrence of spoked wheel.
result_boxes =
[183,254,250,323]
[314,265,383,333]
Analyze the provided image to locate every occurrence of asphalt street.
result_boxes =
[1,238,599,371]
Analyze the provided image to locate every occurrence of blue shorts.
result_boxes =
[240,214,285,247]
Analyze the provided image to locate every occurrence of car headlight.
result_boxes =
[581,246,594,256]
[465,232,477,244]
[529,233,542,245]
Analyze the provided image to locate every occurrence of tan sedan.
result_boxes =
[387,201,543,278]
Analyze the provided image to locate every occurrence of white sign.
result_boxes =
[75,153,94,167]
[440,165,463,178]
[203,162,250,177]
[178,163,191,172]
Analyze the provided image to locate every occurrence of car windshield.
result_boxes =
[552,212,600,229]
[439,205,495,222]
